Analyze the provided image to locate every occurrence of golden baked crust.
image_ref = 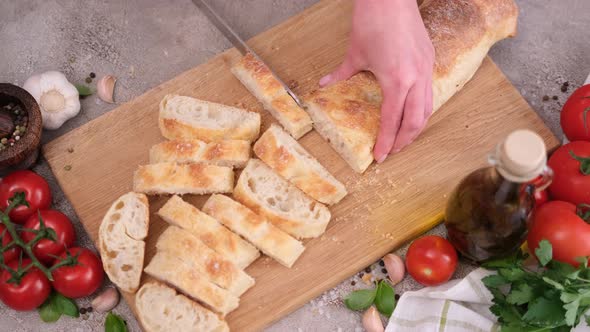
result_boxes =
[303,0,518,173]
[253,124,347,205]
[133,162,234,195]
[158,195,260,269]
[149,139,251,168]
[232,53,312,139]
[202,194,305,268]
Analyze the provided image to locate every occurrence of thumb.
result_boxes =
[319,56,360,87]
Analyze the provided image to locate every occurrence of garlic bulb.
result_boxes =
[23,71,80,130]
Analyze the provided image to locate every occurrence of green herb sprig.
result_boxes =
[483,240,590,331]
[38,292,79,322]
[105,312,128,332]
[344,279,396,317]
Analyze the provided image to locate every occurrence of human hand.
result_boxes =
[319,0,434,163]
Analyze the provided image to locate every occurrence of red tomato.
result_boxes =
[0,171,52,224]
[406,235,458,286]
[527,201,590,266]
[548,141,590,205]
[533,189,549,207]
[21,210,75,265]
[0,259,51,311]
[0,224,21,263]
[561,84,590,142]
[52,247,104,298]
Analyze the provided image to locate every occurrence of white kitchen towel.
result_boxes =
[385,268,590,332]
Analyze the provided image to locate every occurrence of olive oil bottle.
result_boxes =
[444,130,553,263]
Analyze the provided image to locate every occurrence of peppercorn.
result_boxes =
[80,307,87,314]
[542,95,549,102]
[379,260,385,267]
[90,72,96,78]
[85,77,92,84]
[553,96,558,100]
[381,268,387,274]
[351,281,356,286]
[365,267,371,273]
[86,306,93,313]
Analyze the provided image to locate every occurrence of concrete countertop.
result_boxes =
[1,0,589,331]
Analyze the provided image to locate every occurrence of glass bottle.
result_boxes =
[444,130,553,263]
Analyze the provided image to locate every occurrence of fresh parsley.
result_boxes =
[483,240,590,331]
[344,279,397,317]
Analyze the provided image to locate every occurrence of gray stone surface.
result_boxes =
[0,0,588,331]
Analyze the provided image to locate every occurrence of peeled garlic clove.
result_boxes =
[97,75,117,104]
[363,306,384,332]
[383,253,405,285]
[91,287,120,313]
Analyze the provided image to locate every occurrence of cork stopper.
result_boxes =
[496,130,547,182]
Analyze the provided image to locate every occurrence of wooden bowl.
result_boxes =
[0,83,42,174]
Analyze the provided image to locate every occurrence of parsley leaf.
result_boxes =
[536,240,553,266]
[482,274,509,288]
[522,297,565,326]
[507,284,534,305]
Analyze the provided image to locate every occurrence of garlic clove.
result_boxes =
[91,287,120,313]
[383,253,405,285]
[22,75,42,101]
[363,306,384,332]
[97,75,117,104]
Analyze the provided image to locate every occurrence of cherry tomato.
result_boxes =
[548,141,590,205]
[527,201,590,266]
[0,259,51,311]
[561,84,590,142]
[533,189,549,207]
[52,247,104,298]
[406,235,458,286]
[0,170,52,224]
[0,224,20,263]
[21,210,75,265]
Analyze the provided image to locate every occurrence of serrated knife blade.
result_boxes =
[192,0,303,107]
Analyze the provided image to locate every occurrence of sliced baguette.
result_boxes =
[231,53,312,139]
[157,195,259,269]
[159,94,260,142]
[98,192,149,293]
[156,226,255,296]
[149,139,251,168]
[133,162,234,195]
[234,159,331,238]
[136,282,229,332]
[253,124,347,205]
[202,194,305,268]
[144,251,239,316]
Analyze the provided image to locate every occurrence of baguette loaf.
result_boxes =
[144,251,239,316]
[158,195,260,269]
[133,162,234,195]
[149,139,251,168]
[136,282,229,332]
[253,124,347,205]
[159,94,261,142]
[231,53,313,139]
[98,192,149,293]
[202,194,305,268]
[234,159,331,238]
[303,0,518,173]
[156,226,255,296]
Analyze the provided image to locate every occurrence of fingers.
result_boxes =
[319,55,360,87]
[391,82,426,152]
[373,79,410,163]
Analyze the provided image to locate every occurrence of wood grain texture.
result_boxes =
[43,0,559,330]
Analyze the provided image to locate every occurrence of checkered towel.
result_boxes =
[385,268,590,332]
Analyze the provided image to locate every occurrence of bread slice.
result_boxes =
[158,195,259,269]
[98,192,149,293]
[253,124,347,205]
[234,159,331,238]
[144,251,239,316]
[149,139,251,168]
[159,94,261,142]
[136,282,229,332]
[156,226,255,296]
[133,162,234,195]
[303,72,380,174]
[303,0,519,173]
[202,194,305,268]
[231,53,312,139]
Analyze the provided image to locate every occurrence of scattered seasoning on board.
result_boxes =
[64,165,72,171]
[89,72,96,79]
[553,95,559,100]
[561,81,569,92]
[381,268,387,274]
[86,306,93,313]
[0,102,28,151]
[379,260,385,267]
[85,77,92,84]
[542,95,549,101]
[67,147,74,153]
[350,280,356,286]
[80,307,87,315]
[364,267,371,273]
[395,294,400,301]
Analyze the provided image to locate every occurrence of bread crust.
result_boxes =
[253,124,347,205]
[303,0,518,173]
[149,139,251,168]
[158,195,260,269]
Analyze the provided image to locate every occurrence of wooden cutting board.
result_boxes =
[43,0,559,330]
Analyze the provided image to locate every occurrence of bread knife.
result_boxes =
[192,0,304,108]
